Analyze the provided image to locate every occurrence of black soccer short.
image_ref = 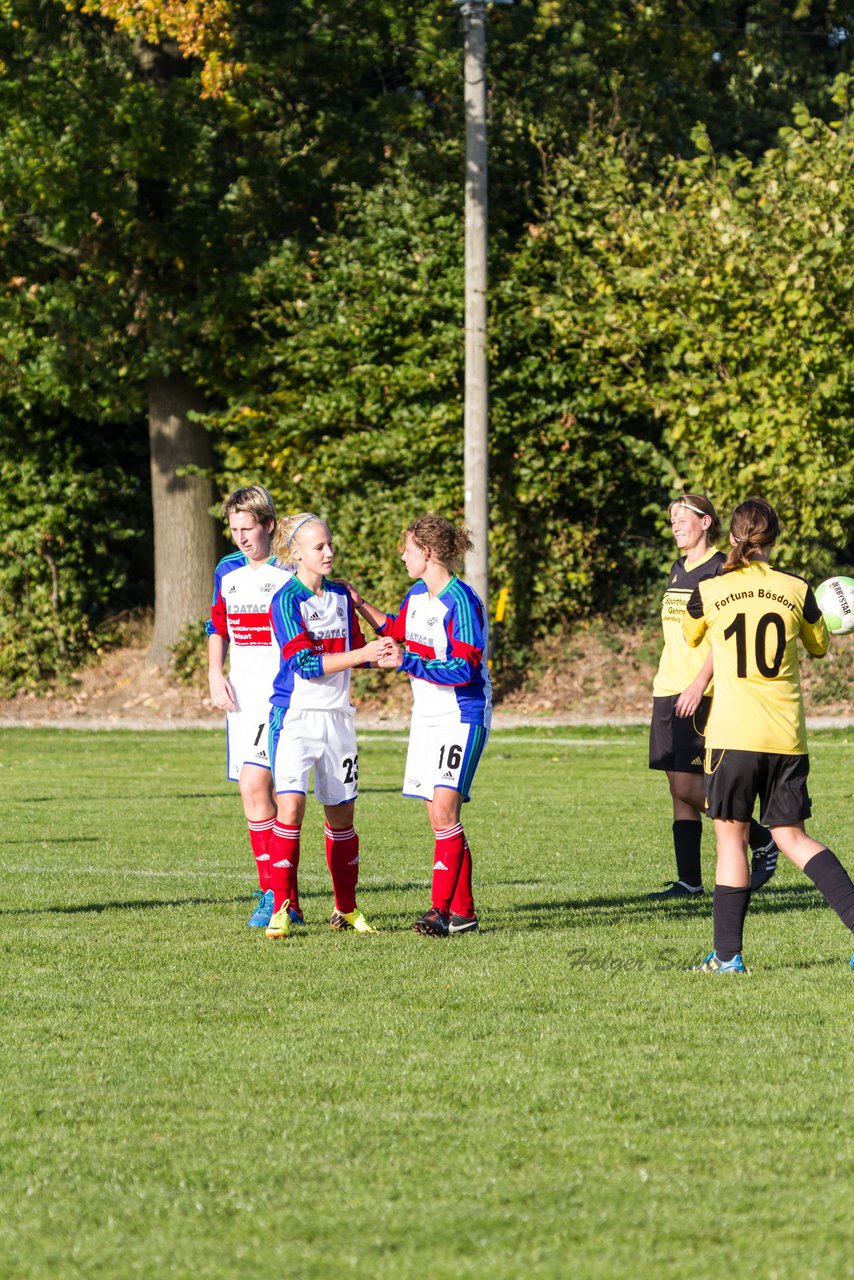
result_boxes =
[649,694,711,774]
[704,749,812,826]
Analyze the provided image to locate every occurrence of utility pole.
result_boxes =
[453,0,511,610]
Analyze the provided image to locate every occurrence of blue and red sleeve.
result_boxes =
[399,592,484,687]
[378,592,411,642]
[271,589,325,681]
[348,600,368,655]
[205,566,228,639]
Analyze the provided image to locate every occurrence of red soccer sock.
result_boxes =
[269,823,301,914]
[431,823,465,915]
[325,823,359,914]
[247,815,276,891]
[449,836,475,919]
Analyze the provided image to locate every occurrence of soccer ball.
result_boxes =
[815,576,854,635]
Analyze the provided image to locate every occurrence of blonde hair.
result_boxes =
[723,498,780,572]
[405,515,473,574]
[221,484,276,526]
[272,512,326,565]
[668,493,721,543]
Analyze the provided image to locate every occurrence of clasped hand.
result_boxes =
[362,637,401,668]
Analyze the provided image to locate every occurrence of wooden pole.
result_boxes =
[461,1,489,608]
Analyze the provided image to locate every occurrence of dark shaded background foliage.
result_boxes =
[1,1,852,687]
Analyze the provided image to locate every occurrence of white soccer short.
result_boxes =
[225,702,273,782]
[402,713,490,803]
[271,708,359,806]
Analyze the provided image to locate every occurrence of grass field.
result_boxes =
[2,725,853,1279]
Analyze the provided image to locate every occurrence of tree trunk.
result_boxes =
[146,373,218,670]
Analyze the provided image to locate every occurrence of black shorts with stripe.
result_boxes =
[704,749,811,826]
[649,695,710,774]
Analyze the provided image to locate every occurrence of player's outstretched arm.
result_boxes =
[338,580,390,633]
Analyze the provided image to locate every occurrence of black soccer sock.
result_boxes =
[713,884,752,961]
[673,820,703,888]
[803,849,854,933]
[748,818,774,852]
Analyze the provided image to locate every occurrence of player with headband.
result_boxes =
[263,512,393,939]
[648,493,777,901]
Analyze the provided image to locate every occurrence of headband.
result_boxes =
[286,515,319,549]
[674,499,709,518]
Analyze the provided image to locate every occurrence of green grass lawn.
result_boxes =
[1,726,853,1279]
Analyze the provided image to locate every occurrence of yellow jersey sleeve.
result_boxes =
[801,586,830,658]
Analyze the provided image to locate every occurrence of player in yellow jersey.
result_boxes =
[648,494,776,900]
[683,497,854,972]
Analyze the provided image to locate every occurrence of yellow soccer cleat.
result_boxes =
[265,899,291,940]
[329,908,378,934]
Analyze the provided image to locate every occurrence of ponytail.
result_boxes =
[723,498,780,572]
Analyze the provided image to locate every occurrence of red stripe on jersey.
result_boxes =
[449,638,481,664]
[209,596,228,637]
[283,634,348,658]
[348,611,367,651]
[282,634,313,660]
[380,598,409,643]
[406,640,436,659]
[321,637,348,654]
[447,616,481,665]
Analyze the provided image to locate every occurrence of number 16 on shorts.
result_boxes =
[403,719,489,802]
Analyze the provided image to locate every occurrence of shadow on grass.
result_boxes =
[0,895,249,917]
[167,791,232,800]
[0,837,100,845]
[498,884,831,932]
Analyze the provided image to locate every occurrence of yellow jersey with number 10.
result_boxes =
[683,561,829,754]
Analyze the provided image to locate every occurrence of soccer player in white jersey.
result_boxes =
[263,513,392,940]
[206,486,298,930]
[348,515,492,937]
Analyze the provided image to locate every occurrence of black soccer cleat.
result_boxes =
[647,881,704,901]
[448,913,480,935]
[413,907,450,937]
[750,842,779,890]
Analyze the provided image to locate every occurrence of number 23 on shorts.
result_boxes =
[342,754,359,785]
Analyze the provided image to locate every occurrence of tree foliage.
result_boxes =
[1,2,851,687]
[516,79,853,580]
